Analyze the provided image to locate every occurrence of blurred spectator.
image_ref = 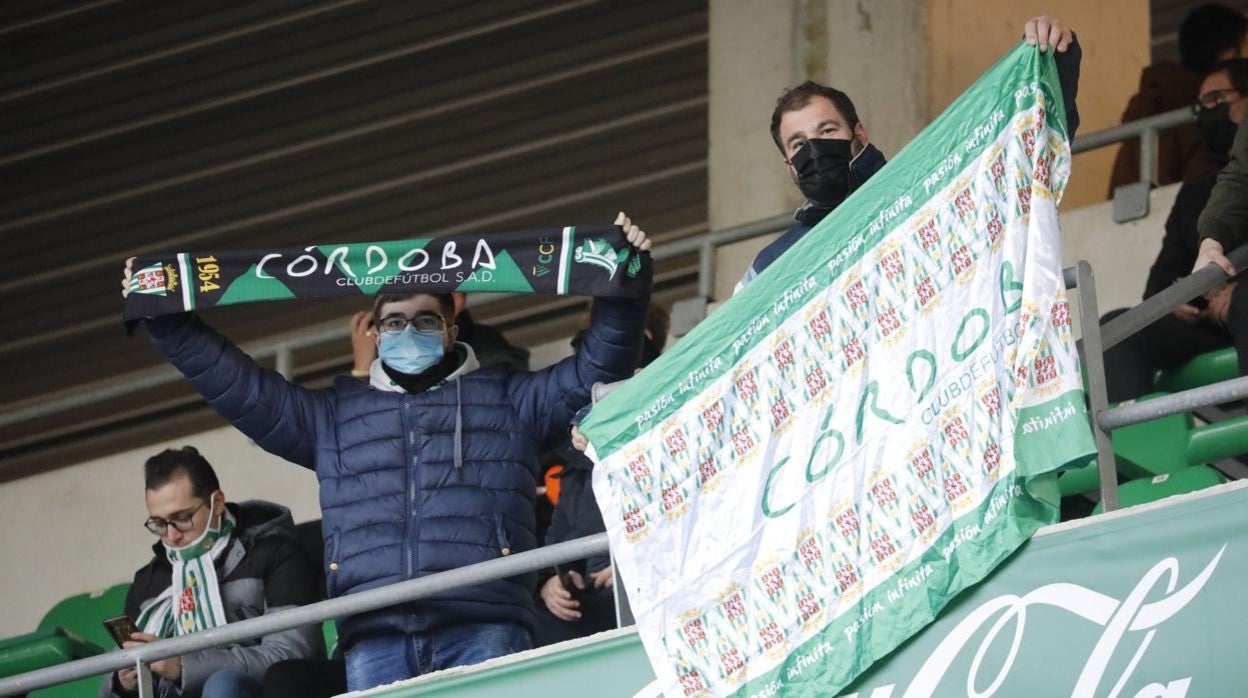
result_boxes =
[101,447,322,698]
[535,306,668,647]
[349,293,529,379]
[261,520,348,698]
[261,658,347,698]
[1103,59,1248,402]
[1196,104,1248,274]
[1109,3,1248,195]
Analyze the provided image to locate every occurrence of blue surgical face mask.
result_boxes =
[379,327,446,375]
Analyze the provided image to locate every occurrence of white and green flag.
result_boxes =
[581,43,1096,697]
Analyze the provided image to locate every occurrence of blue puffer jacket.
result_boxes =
[143,294,646,650]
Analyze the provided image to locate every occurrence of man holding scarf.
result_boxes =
[734,15,1083,294]
[101,447,321,698]
[121,214,652,691]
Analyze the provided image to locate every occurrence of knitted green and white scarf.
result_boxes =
[137,510,236,637]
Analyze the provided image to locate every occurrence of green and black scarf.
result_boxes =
[124,224,649,321]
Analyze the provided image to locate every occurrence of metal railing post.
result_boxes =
[1138,126,1157,187]
[1071,261,1119,512]
[275,346,293,378]
[697,237,714,300]
[136,660,153,698]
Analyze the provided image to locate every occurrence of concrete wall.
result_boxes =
[926,0,1151,209]
[708,0,929,299]
[708,1,1150,300]
[1062,183,1180,316]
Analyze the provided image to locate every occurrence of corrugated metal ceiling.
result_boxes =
[0,0,708,479]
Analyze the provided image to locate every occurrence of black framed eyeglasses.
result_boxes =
[378,313,447,336]
[144,501,206,535]
[1193,88,1243,115]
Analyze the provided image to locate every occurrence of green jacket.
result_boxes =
[1199,118,1248,251]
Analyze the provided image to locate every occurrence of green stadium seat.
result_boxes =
[0,627,103,679]
[1059,393,1196,496]
[37,583,129,651]
[1091,465,1227,514]
[0,583,131,697]
[33,583,131,697]
[323,619,338,658]
[1155,347,1239,393]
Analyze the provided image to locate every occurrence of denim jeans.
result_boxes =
[344,622,532,691]
[201,669,262,698]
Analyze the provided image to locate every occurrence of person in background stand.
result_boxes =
[535,306,668,646]
[1103,59,1248,402]
[1108,3,1248,195]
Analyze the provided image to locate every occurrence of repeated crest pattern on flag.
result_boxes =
[581,43,1095,698]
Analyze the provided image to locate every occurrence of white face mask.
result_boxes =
[165,497,222,557]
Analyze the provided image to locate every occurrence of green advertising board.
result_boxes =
[837,481,1248,698]
[371,481,1248,697]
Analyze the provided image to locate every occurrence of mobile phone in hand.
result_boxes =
[102,615,140,648]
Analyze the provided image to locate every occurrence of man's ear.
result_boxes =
[447,323,459,345]
[852,122,870,152]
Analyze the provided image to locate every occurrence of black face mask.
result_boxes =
[790,138,855,208]
[1198,102,1239,157]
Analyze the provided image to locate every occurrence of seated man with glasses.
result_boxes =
[123,214,652,691]
[101,446,321,698]
[1104,58,1248,402]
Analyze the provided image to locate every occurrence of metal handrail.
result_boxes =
[0,109,1193,432]
[1069,107,1192,152]
[0,534,610,696]
[1100,244,1248,352]
[1099,376,1248,431]
[1069,106,1192,188]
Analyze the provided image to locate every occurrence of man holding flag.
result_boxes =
[579,18,1096,698]
[735,16,1082,294]
[122,213,652,691]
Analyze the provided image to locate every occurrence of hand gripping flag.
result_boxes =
[581,43,1095,697]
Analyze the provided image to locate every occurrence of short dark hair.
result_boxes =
[1180,4,1248,75]
[770,81,861,153]
[1207,57,1248,94]
[645,304,670,354]
[371,293,456,326]
[145,446,220,499]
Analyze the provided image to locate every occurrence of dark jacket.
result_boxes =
[736,36,1083,293]
[143,293,646,651]
[101,501,322,698]
[1199,118,1248,252]
[1146,166,1224,301]
[542,443,609,579]
[1108,61,1216,195]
